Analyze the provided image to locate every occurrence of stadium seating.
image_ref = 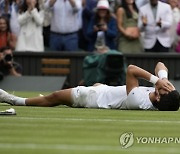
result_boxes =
[41,58,71,76]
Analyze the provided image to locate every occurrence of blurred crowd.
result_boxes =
[0,0,180,53]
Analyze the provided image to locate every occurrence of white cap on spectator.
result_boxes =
[97,0,110,10]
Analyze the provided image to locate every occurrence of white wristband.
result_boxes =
[158,70,168,79]
[150,75,159,85]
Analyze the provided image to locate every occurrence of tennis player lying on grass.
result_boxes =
[0,62,179,111]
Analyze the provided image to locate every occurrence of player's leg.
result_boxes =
[26,89,73,107]
[0,89,73,107]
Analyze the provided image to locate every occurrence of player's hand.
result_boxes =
[162,78,175,90]
[155,79,174,93]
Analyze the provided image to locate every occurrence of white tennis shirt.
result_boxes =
[71,85,157,110]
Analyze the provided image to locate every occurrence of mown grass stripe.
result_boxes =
[1,116,180,124]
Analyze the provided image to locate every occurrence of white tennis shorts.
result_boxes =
[71,86,99,108]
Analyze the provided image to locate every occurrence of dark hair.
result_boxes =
[0,16,12,47]
[153,90,180,111]
[95,9,111,24]
[19,0,40,14]
[121,0,138,18]
[0,46,12,53]
[0,16,11,33]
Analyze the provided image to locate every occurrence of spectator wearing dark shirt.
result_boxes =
[81,0,98,50]
[87,0,117,52]
[0,0,11,18]
[0,46,22,79]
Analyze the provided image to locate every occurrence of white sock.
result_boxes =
[13,97,26,106]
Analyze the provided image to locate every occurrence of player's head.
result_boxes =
[153,90,180,111]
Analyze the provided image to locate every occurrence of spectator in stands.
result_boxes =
[114,0,121,10]
[160,0,168,2]
[116,0,142,53]
[16,0,44,52]
[0,46,22,79]
[44,0,82,52]
[108,0,116,13]
[82,0,98,51]
[175,18,180,52]
[178,0,180,8]
[135,0,149,9]
[0,16,17,49]
[87,0,117,52]
[0,0,11,18]
[9,0,23,36]
[0,0,22,36]
[168,0,180,50]
[77,0,86,51]
[39,0,52,51]
[108,0,120,18]
[138,0,173,52]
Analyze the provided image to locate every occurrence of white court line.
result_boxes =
[0,143,179,153]
[0,143,121,151]
[1,116,180,124]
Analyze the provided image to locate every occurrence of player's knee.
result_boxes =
[46,91,61,102]
[43,91,62,106]
[51,91,61,99]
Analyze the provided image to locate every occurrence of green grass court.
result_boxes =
[0,91,180,154]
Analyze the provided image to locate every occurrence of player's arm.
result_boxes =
[155,62,168,79]
[126,65,172,95]
[154,62,175,89]
[126,65,153,94]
